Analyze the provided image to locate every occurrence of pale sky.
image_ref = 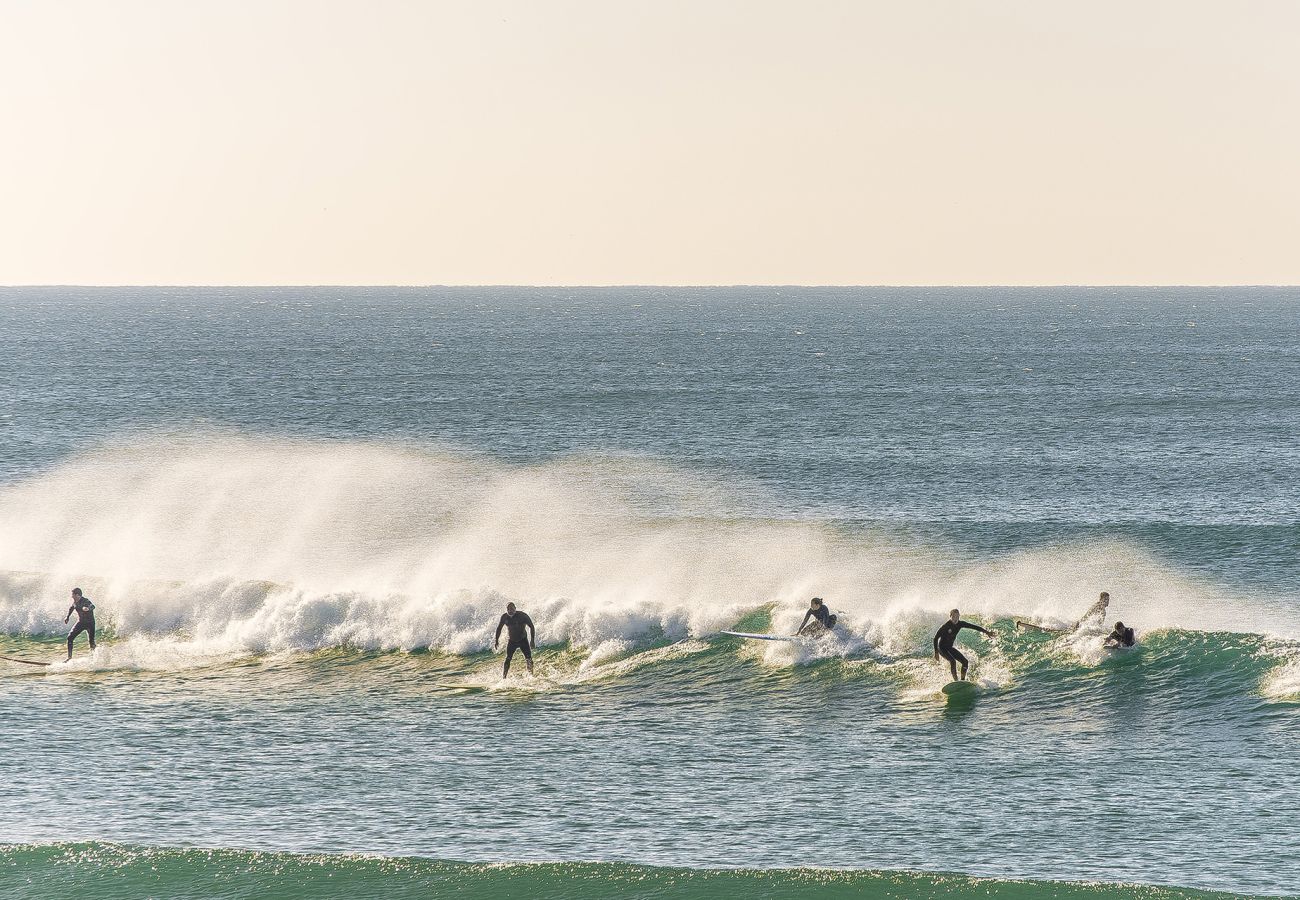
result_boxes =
[1,0,1297,285]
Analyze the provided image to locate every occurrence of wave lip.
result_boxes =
[0,843,1262,900]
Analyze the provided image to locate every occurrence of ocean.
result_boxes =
[0,286,1296,898]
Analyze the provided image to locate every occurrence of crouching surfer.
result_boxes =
[1104,621,1136,648]
[494,602,536,678]
[64,587,96,661]
[796,597,837,636]
[933,609,994,681]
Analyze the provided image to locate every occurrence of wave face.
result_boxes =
[1,434,1293,663]
[0,844,1250,900]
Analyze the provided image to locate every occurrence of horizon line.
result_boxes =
[2,283,1299,290]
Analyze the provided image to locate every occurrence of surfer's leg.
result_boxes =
[520,641,533,675]
[939,647,957,679]
[950,649,969,680]
[87,621,96,650]
[504,641,519,678]
[66,622,85,660]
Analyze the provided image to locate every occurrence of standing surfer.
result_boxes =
[796,597,837,636]
[494,602,536,678]
[933,609,993,681]
[64,588,96,660]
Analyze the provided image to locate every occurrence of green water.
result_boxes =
[0,844,1259,900]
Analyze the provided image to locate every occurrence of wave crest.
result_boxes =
[0,435,1286,658]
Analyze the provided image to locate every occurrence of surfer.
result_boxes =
[494,602,536,678]
[796,597,837,636]
[1104,620,1136,648]
[1017,591,1110,634]
[1076,592,1110,629]
[64,587,96,660]
[933,609,993,681]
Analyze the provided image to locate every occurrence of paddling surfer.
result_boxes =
[494,602,536,678]
[796,597,837,636]
[64,588,96,660]
[933,609,993,681]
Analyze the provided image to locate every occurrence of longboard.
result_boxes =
[1,656,53,667]
[1015,621,1064,634]
[719,631,800,643]
[941,680,978,697]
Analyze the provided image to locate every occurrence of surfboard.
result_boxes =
[719,631,800,643]
[0,656,53,667]
[1015,621,1064,634]
[941,680,978,697]
[432,681,489,692]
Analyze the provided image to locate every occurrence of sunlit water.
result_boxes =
[0,287,1297,897]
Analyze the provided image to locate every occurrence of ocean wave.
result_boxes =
[0,843,1253,900]
[0,435,1294,667]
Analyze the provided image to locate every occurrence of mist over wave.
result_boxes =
[0,434,1289,660]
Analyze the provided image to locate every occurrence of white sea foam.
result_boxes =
[1260,645,1300,701]
[0,434,1290,670]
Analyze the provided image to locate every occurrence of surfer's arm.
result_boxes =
[796,610,813,635]
[932,630,941,657]
[494,616,506,648]
[64,605,74,624]
[524,615,536,648]
[960,621,994,639]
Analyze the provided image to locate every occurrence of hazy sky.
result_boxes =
[2,0,1297,285]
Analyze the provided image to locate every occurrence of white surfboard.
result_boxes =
[719,631,800,642]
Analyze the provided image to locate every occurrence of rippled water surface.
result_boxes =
[1,287,1297,896]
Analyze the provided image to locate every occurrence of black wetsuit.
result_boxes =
[67,596,96,656]
[933,619,991,679]
[1108,626,1136,647]
[799,604,836,633]
[495,610,535,675]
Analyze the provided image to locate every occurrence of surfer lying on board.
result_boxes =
[795,597,837,636]
[1104,621,1136,648]
[64,587,96,660]
[933,609,993,681]
[494,602,536,678]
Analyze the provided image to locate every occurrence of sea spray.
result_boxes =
[0,435,1293,664]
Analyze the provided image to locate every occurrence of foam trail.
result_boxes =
[0,434,1293,668]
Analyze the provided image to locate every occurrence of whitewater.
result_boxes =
[1,287,1297,898]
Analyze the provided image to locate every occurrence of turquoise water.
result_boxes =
[1,288,1298,897]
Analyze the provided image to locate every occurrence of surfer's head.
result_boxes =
[1100,591,1110,602]
[71,587,82,598]
[1114,621,1125,630]
[810,597,823,608]
[949,608,960,623]
[506,602,516,614]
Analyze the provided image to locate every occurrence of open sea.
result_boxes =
[0,286,1297,898]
